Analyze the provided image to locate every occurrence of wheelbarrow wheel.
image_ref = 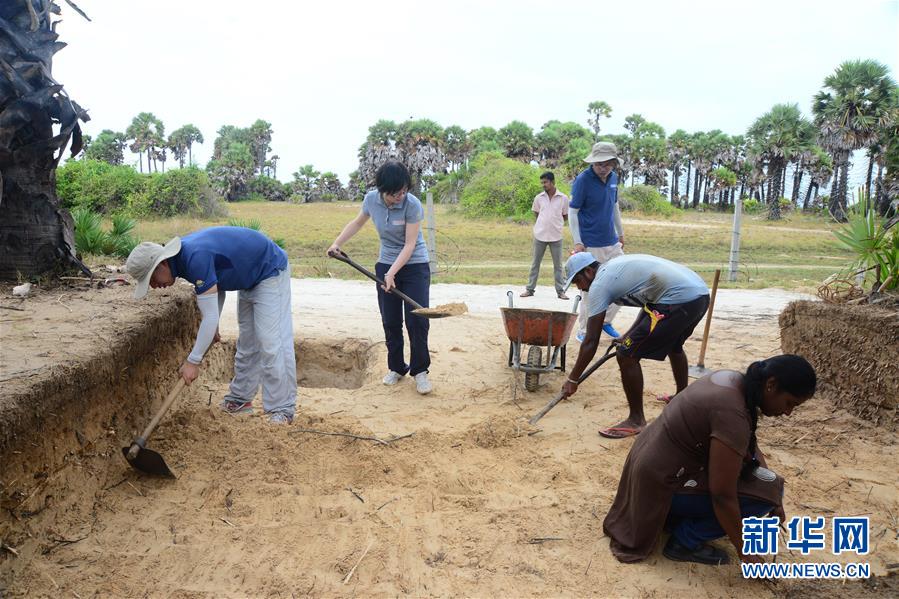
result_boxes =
[525,346,542,392]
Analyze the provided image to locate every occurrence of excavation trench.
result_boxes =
[1,283,897,597]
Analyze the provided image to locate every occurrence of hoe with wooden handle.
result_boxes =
[688,269,721,378]
[122,378,186,477]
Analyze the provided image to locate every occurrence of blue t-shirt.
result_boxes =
[362,190,430,265]
[586,254,709,317]
[169,226,288,294]
[570,168,619,247]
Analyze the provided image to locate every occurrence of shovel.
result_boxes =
[529,342,618,425]
[122,378,186,477]
[328,250,466,318]
[688,269,721,378]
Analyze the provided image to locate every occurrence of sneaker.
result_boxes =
[520,290,535,298]
[220,398,253,414]
[414,372,433,395]
[602,323,621,338]
[662,537,730,565]
[575,331,585,343]
[267,412,293,425]
[383,371,403,385]
[557,293,569,300]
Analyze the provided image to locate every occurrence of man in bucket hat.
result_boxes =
[569,141,626,341]
[126,226,296,424]
[558,252,709,439]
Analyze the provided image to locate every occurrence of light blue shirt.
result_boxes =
[362,190,429,265]
[586,254,709,317]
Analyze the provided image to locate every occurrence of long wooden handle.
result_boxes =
[329,251,424,309]
[529,345,617,425]
[696,269,721,367]
[127,378,186,459]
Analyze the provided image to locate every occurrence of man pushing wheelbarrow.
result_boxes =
[559,252,710,439]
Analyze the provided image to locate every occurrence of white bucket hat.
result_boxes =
[584,141,623,167]
[125,237,181,299]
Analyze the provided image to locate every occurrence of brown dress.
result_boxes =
[602,371,784,562]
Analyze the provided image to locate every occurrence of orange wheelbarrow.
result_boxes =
[500,291,581,392]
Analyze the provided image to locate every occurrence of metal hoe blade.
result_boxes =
[121,445,176,478]
[688,364,713,378]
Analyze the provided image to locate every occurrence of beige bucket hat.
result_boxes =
[584,141,624,167]
[125,237,181,299]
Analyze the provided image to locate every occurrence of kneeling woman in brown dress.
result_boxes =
[602,355,816,565]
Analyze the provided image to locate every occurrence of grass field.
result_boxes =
[131,200,855,292]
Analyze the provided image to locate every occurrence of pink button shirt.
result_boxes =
[532,191,569,242]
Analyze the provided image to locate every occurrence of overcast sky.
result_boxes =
[53,0,898,182]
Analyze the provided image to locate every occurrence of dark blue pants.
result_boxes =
[666,493,774,550]
[375,261,431,377]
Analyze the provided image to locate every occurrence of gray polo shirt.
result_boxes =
[362,189,430,265]
[586,254,709,317]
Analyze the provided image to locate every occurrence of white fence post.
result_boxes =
[728,195,742,282]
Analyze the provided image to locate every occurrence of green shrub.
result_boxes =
[455,154,571,219]
[460,156,543,218]
[71,208,140,258]
[57,160,224,218]
[57,160,145,213]
[742,198,763,214]
[248,176,289,202]
[619,185,677,216]
[126,167,212,217]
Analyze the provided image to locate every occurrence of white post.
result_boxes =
[426,192,437,276]
[728,195,742,282]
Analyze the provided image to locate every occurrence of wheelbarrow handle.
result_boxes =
[127,378,186,460]
[528,343,618,426]
[328,250,424,310]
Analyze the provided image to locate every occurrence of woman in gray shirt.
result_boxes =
[328,161,433,394]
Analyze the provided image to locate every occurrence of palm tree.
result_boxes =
[587,101,612,141]
[168,124,203,167]
[802,147,833,211]
[747,104,814,220]
[126,112,165,173]
[631,121,667,189]
[667,130,690,205]
[0,1,91,279]
[813,59,898,221]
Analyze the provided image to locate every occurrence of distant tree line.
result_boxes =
[353,59,897,221]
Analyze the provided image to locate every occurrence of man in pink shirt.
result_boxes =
[521,172,570,299]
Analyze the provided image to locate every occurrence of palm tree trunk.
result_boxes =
[829,154,849,221]
[791,167,803,204]
[803,180,814,211]
[865,153,874,201]
[692,170,701,208]
[874,163,888,215]
[685,161,692,200]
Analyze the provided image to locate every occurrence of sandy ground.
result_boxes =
[1,278,896,597]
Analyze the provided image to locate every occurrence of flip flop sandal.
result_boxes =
[598,426,642,439]
[656,394,673,405]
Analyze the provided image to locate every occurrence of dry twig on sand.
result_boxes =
[290,429,413,446]
[343,540,374,585]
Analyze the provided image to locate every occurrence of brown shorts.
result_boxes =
[616,295,710,361]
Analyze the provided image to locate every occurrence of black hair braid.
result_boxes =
[741,360,767,479]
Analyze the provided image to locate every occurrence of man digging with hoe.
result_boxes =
[559,252,710,438]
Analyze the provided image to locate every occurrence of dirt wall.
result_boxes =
[780,300,898,427]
